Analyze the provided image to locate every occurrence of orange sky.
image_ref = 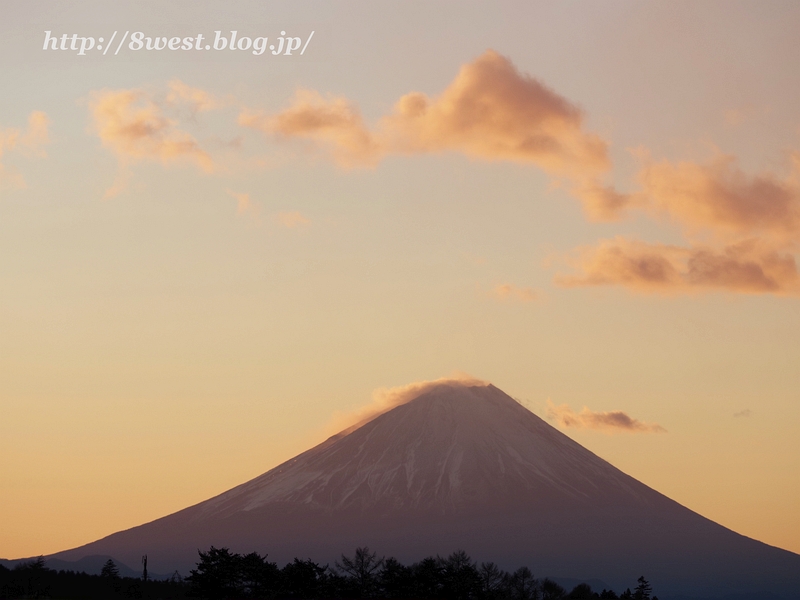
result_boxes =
[1,0,799,560]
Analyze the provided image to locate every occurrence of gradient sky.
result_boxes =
[2,0,799,560]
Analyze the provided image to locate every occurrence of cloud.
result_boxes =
[239,50,610,180]
[493,284,539,302]
[326,373,489,436]
[166,80,223,114]
[245,50,800,296]
[0,111,50,156]
[734,409,753,418]
[556,152,800,295]
[20,111,50,154]
[546,399,666,434]
[556,237,800,295]
[381,50,609,178]
[637,154,800,239]
[239,90,380,168]
[0,111,50,189]
[275,210,310,228]
[237,51,800,297]
[571,180,638,221]
[89,88,214,175]
[227,190,255,216]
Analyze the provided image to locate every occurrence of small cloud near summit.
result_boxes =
[326,373,489,436]
[546,399,666,434]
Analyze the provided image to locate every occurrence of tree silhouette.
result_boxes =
[508,566,537,600]
[569,582,595,599]
[541,577,567,600]
[188,546,244,599]
[337,546,384,597]
[0,546,666,600]
[439,550,480,600]
[479,562,507,600]
[100,558,121,596]
[281,557,331,598]
[240,551,279,598]
[101,558,120,579]
[633,576,653,600]
[412,556,443,598]
[378,557,414,598]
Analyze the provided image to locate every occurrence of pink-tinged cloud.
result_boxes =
[1,111,50,155]
[0,111,50,188]
[638,155,800,238]
[227,190,254,215]
[382,50,609,177]
[493,284,539,302]
[571,180,639,221]
[546,399,666,434]
[275,211,310,228]
[166,80,223,114]
[239,90,380,168]
[556,237,800,295]
[20,111,50,154]
[239,50,610,179]
[89,88,213,173]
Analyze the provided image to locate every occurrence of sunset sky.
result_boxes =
[2,1,799,561]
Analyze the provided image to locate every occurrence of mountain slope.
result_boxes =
[49,381,800,599]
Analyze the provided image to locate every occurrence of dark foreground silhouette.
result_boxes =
[1,547,657,600]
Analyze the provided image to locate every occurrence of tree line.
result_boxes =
[0,557,184,600]
[0,548,657,600]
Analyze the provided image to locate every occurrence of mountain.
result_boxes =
[47,381,800,599]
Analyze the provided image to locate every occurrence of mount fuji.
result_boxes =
[44,380,800,599]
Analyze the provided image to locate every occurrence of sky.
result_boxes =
[1,0,799,560]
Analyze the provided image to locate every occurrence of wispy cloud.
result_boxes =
[88,81,227,197]
[0,111,50,189]
[556,237,800,295]
[81,65,800,299]
[275,210,310,228]
[227,190,257,216]
[240,89,380,168]
[166,80,224,114]
[637,154,800,239]
[546,399,666,434]
[556,144,800,296]
[90,88,213,173]
[734,409,753,418]
[239,50,610,183]
[493,283,539,302]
